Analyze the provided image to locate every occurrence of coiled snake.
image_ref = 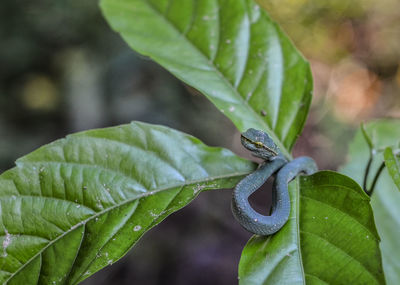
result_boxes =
[231,129,318,235]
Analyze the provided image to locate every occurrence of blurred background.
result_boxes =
[0,0,399,284]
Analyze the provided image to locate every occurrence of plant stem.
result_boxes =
[367,162,386,196]
[363,155,373,193]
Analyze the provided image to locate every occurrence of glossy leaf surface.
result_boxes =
[341,119,400,285]
[239,171,384,284]
[384,147,400,192]
[0,122,255,284]
[100,0,313,156]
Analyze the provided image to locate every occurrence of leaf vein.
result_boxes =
[4,170,250,283]
[300,195,378,240]
[141,0,289,156]
[300,230,379,283]
[304,273,329,284]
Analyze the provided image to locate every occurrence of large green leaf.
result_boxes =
[239,171,384,284]
[100,0,313,156]
[383,147,400,192]
[341,119,400,285]
[0,121,255,284]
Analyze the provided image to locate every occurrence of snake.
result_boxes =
[231,128,318,235]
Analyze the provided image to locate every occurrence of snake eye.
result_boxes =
[254,142,264,148]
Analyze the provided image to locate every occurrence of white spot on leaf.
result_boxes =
[149,211,158,217]
[246,92,252,101]
[193,184,206,194]
[2,229,12,257]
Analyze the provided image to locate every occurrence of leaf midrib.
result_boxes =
[294,179,306,285]
[5,170,251,283]
[124,0,292,158]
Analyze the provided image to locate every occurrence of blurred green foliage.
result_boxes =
[0,0,399,284]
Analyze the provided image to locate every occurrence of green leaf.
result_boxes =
[100,0,313,156]
[383,147,400,192]
[341,119,400,285]
[239,171,384,284]
[0,121,255,284]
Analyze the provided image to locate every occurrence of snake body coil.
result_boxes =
[231,129,317,236]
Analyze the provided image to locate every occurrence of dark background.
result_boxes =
[0,0,399,284]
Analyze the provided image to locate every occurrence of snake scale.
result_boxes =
[231,128,318,235]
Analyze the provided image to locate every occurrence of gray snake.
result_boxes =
[231,128,318,235]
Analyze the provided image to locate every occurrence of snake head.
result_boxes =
[241,128,280,160]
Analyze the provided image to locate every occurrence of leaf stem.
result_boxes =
[366,162,386,196]
[363,155,373,192]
